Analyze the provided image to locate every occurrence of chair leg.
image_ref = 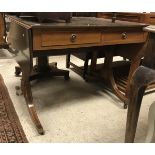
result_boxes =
[125,86,145,143]
[66,53,71,68]
[125,66,155,142]
[83,55,89,79]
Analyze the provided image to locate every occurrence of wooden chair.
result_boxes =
[66,13,99,79]
[125,26,155,142]
[66,50,106,79]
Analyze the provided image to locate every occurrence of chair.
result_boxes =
[66,50,106,79]
[125,26,155,142]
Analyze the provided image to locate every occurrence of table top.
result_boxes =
[8,15,148,30]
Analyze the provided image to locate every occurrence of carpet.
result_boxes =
[0,74,28,143]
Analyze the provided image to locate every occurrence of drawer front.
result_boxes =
[33,30,101,50]
[102,31,146,45]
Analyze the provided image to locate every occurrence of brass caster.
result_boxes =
[124,103,128,109]
[36,125,45,135]
[15,66,22,77]
[15,86,23,96]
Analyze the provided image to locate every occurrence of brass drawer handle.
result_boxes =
[122,32,127,39]
[70,34,77,43]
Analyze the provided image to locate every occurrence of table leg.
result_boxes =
[66,53,71,68]
[20,73,44,135]
[90,51,98,72]
[83,53,89,79]
[101,47,128,106]
[9,22,45,134]
[15,56,69,134]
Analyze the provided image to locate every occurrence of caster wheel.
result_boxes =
[15,67,21,77]
[38,128,45,135]
[123,103,128,109]
[15,86,22,96]
[15,86,20,90]
[33,65,38,72]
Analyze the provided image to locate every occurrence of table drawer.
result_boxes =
[102,31,146,45]
[33,30,101,50]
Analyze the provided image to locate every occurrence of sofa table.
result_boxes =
[8,15,148,134]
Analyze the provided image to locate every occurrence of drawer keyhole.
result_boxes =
[122,32,127,39]
[70,34,77,43]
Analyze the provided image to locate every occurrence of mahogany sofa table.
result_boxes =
[8,15,148,134]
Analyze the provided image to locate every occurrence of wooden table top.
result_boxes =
[8,15,148,30]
